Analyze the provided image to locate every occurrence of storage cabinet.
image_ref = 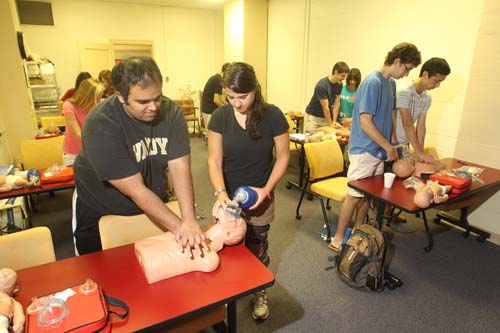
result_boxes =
[24,60,60,125]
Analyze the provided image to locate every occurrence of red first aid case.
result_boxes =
[41,167,74,184]
[26,281,128,333]
[430,174,472,190]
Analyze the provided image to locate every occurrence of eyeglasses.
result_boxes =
[402,63,412,73]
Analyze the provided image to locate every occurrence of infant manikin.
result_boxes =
[0,171,40,193]
[403,177,452,208]
[135,202,247,284]
[0,268,25,333]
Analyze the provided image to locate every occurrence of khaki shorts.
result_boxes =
[346,152,384,197]
[243,198,275,227]
[304,113,329,132]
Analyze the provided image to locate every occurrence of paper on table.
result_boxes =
[290,133,305,141]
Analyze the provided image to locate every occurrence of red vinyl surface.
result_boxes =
[348,158,500,213]
[16,243,275,332]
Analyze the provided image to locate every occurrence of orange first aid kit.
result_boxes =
[26,280,128,333]
[41,167,74,184]
[429,174,472,194]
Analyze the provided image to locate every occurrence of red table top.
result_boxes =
[0,179,75,200]
[348,158,500,213]
[0,169,75,200]
[16,243,275,332]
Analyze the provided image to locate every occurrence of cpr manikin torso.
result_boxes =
[393,159,445,179]
[135,203,247,284]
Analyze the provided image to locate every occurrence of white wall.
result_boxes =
[0,0,38,162]
[243,0,268,96]
[455,0,500,241]
[224,0,244,62]
[268,0,500,243]
[20,0,224,101]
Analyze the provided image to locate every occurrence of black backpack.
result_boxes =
[328,224,403,291]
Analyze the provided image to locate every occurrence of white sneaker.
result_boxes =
[251,290,269,320]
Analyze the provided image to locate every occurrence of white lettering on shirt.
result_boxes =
[132,137,169,162]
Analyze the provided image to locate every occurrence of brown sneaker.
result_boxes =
[251,290,269,320]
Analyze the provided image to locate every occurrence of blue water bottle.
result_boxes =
[342,227,353,246]
[233,186,258,209]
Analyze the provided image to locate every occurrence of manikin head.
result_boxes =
[0,268,17,296]
[393,159,415,178]
[413,183,433,208]
[208,203,247,252]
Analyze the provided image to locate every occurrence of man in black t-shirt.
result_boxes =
[304,61,349,131]
[201,63,229,134]
[73,57,205,255]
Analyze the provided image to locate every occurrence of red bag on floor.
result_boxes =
[26,280,128,333]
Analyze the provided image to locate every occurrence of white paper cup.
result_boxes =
[384,172,396,188]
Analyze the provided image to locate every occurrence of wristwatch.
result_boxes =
[214,188,226,197]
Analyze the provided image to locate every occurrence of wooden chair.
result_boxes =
[174,99,202,137]
[98,201,227,333]
[292,139,347,241]
[19,136,64,170]
[0,226,56,270]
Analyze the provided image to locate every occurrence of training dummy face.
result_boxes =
[134,202,247,284]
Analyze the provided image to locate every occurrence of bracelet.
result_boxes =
[214,188,226,197]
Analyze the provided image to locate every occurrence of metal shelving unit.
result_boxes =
[24,60,60,125]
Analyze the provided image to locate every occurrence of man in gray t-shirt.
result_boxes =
[395,57,451,162]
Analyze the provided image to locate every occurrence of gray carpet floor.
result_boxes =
[30,136,500,332]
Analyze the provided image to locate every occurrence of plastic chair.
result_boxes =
[98,201,227,333]
[19,136,64,170]
[40,116,65,129]
[293,139,347,241]
[285,113,300,152]
[0,226,56,270]
[174,99,202,137]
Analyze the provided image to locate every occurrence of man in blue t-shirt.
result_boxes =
[329,43,422,251]
[304,62,349,132]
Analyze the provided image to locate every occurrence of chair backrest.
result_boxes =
[40,116,65,129]
[285,113,295,134]
[0,227,56,270]
[20,136,64,170]
[304,139,344,180]
[99,201,180,250]
[174,99,196,116]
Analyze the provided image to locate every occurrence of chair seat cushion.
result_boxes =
[311,177,348,201]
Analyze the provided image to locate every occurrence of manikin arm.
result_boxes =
[0,294,25,333]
